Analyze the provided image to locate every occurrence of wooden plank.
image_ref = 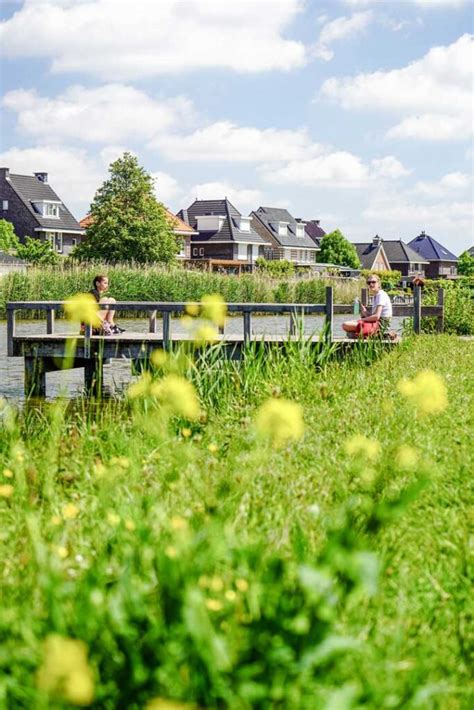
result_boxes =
[46,308,55,335]
[162,312,171,349]
[437,288,444,333]
[413,285,421,334]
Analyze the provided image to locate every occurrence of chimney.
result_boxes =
[34,172,48,183]
[0,168,10,180]
[372,234,382,246]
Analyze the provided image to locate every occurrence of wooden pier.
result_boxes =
[6,285,444,397]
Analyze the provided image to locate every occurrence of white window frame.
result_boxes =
[2,200,8,211]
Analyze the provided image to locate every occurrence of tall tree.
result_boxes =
[318,229,360,269]
[457,249,474,276]
[74,153,179,263]
[0,219,20,253]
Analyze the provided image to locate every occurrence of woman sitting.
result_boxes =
[343,274,392,339]
[88,274,125,335]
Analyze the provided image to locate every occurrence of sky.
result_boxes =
[0,0,473,255]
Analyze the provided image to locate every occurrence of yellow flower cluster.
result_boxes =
[201,294,227,327]
[37,634,94,706]
[397,369,448,416]
[64,293,101,327]
[128,373,200,420]
[345,434,381,462]
[255,398,304,447]
[0,484,14,498]
[147,698,195,710]
[395,444,419,470]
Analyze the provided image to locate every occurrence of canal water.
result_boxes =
[0,314,404,400]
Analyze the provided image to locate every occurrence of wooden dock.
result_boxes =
[6,285,444,397]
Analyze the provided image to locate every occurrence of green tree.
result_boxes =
[16,236,60,265]
[74,152,179,264]
[0,219,20,253]
[318,229,360,269]
[457,249,474,276]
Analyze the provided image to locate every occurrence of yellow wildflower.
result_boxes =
[62,503,80,520]
[235,578,249,592]
[37,634,94,706]
[181,427,192,438]
[64,293,101,327]
[107,512,120,527]
[255,398,304,447]
[170,516,188,531]
[345,434,381,462]
[93,461,107,478]
[110,456,130,469]
[125,520,136,531]
[225,589,237,602]
[127,372,153,399]
[198,575,210,588]
[51,515,62,526]
[201,294,227,327]
[210,576,224,592]
[185,302,200,317]
[151,375,200,420]
[205,598,224,612]
[151,349,168,367]
[165,545,178,558]
[396,445,419,470]
[397,369,448,416]
[208,443,218,453]
[56,546,69,559]
[146,698,195,710]
[192,323,219,346]
[0,484,13,498]
[3,469,13,478]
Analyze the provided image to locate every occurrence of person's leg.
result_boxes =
[342,319,359,333]
[99,297,116,325]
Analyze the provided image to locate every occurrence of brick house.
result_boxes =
[177,198,269,264]
[250,207,319,265]
[302,219,325,248]
[353,235,391,271]
[408,231,458,278]
[0,168,84,255]
[381,239,429,285]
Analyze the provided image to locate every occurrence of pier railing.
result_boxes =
[7,285,444,357]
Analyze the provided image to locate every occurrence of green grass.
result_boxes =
[0,336,473,708]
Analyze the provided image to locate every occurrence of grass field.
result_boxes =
[0,335,473,708]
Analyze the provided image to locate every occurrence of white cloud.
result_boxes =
[414,171,471,197]
[262,150,370,188]
[0,0,306,79]
[0,145,105,217]
[185,181,263,213]
[312,11,372,61]
[371,156,411,178]
[2,85,195,143]
[321,34,473,141]
[152,121,319,163]
[343,0,469,6]
[151,171,183,206]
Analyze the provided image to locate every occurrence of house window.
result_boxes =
[199,248,204,256]
[247,244,252,261]
[45,203,60,217]
[2,200,8,211]
[48,232,63,253]
[192,248,198,257]
[72,238,77,248]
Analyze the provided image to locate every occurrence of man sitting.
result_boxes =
[343,274,392,339]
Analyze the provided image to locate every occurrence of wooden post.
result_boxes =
[162,311,171,349]
[46,308,55,335]
[437,288,444,333]
[7,308,15,357]
[243,310,252,345]
[24,356,46,398]
[289,310,297,336]
[325,286,333,342]
[84,323,92,359]
[413,285,421,334]
[149,310,157,334]
[361,287,367,309]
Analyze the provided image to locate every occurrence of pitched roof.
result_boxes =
[467,246,474,257]
[7,173,83,232]
[408,232,458,262]
[353,243,386,270]
[380,239,429,264]
[302,219,325,246]
[80,207,198,235]
[251,206,319,249]
[178,198,269,245]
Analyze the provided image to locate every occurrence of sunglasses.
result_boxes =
[366,281,377,285]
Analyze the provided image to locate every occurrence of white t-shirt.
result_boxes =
[372,290,392,319]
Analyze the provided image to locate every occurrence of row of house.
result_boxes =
[0,167,462,280]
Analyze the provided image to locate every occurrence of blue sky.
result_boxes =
[0,0,472,254]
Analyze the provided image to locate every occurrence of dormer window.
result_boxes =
[32,200,61,218]
[295,223,305,238]
[196,214,226,231]
[237,216,251,232]
[278,221,289,236]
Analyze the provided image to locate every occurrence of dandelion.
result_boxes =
[0,484,13,498]
[56,546,69,559]
[165,545,178,558]
[170,516,188,531]
[396,445,419,470]
[151,348,168,367]
[151,375,200,420]
[205,598,224,612]
[201,294,227,327]
[3,469,13,478]
[208,443,218,453]
[125,520,136,531]
[185,302,200,317]
[64,293,100,327]
[210,576,224,592]
[93,461,107,478]
[110,456,130,469]
[192,323,219,346]
[225,589,237,602]
[345,434,381,462]
[198,575,210,588]
[37,634,94,706]
[107,512,120,527]
[255,398,304,447]
[397,369,448,416]
[235,578,249,592]
[181,428,192,438]
[146,698,195,710]
[127,372,153,399]
[62,503,80,520]
[51,515,62,526]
